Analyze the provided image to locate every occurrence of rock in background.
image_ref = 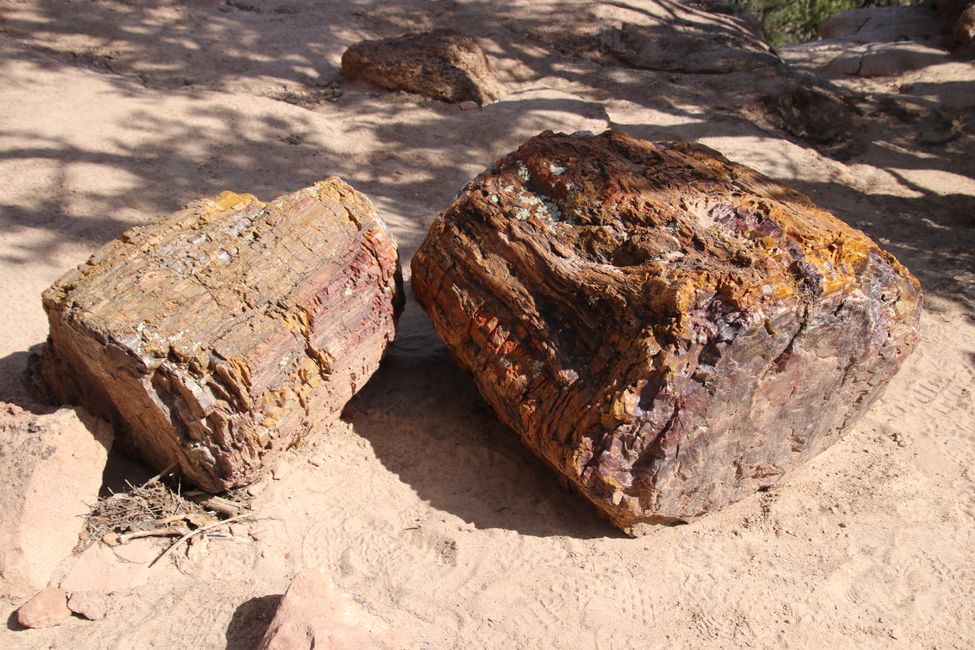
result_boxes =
[412,130,922,533]
[939,0,975,46]
[0,406,113,599]
[39,179,404,492]
[342,30,504,105]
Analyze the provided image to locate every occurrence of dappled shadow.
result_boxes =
[1,0,973,533]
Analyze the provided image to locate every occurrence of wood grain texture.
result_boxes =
[40,178,404,492]
[412,130,922,533]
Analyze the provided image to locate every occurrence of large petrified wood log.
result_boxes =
[411,130,921,534]
[39,178,404,492]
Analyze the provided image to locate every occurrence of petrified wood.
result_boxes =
[341,30,504,105]
[40,178,404,492]
[411,130,921,533]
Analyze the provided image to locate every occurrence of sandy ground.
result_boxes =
[0,1,973,648]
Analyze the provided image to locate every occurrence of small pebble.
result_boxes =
[17,587,71,629]
[229,524,249,538]
[459,100,479,111]
[67,591,109,621]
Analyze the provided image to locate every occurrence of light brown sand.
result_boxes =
[0,1,973,648]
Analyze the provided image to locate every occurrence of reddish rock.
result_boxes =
[59,541,152,594]
[67,590,110,621]
[341,30,504,105]
[39,179,404,492]
[0,406,113,599]
[411,130,921,533]
[258,567,407,649]
[16,586,71,629]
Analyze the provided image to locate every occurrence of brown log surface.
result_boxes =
[40,178,404,492]
[341,30,504,105]
[411,130,922,533]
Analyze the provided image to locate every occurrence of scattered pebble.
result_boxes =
[229,523,249,538]
[67,590,109,621]
[17,587,71,629]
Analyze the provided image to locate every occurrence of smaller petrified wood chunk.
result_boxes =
[341,30,504,105]
[411,130,921,533]
[40,179,404,492]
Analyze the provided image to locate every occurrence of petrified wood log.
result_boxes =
[411,130,921,533]
[40,178,404,492]
[341,30,504,105]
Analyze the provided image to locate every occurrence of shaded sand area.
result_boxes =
[0,1,973,648]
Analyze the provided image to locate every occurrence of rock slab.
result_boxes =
[16,586,71,629]
[39,178,404,492]
[342,30,504,105]
[258,567,406,650]
[411,130,922,533]
[0,406,113,599]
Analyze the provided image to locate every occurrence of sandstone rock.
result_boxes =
[59,541,152,593]
[39,178,404,492]
[819,6,944,44]
[780,41,951,78]
[66,590,110,621]
[855,43,948,78]
[341,30,504,105]
[16,586,71,629]
[0,405,113,599]
[411,130,922,533]
[258,566,406,649]
[532,7,776,75]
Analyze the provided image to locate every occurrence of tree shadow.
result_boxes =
[1,0,972,536]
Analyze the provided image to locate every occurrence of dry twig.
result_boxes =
[150,513,256,567]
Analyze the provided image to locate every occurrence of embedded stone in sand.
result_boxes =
[411,129,922,534]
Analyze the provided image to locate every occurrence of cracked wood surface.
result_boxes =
[39,178,404,491]
[412,130,922,533]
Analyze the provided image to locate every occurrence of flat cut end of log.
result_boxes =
[411,129,921,533]
[40,178,404,492]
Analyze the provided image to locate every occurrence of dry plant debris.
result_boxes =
[83,468,252,552]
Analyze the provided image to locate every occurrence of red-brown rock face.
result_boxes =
[411,130,921,534]
[40,178,404,492]
[341,30,504,105]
